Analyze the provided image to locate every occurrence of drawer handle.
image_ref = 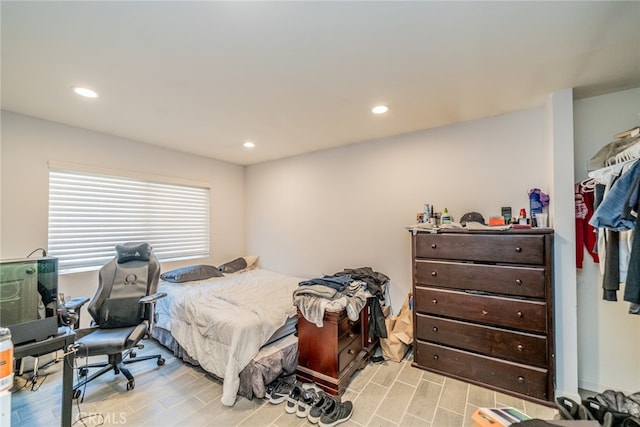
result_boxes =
[515,246,522,252]
[481,310,488,316]
[433,354,439,360]
[517,311,524,318]
[515,279,523,286]
[432,299,438,304]
[432,326,438,332]
[431,243,437,249]
[348,332,355,338]
[431,271,437,277]
[348,349,355,355]
[517,376,525,383]
[517,344,524,351]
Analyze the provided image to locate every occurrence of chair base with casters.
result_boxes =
[73,332,165,399]
[71,292,167,400]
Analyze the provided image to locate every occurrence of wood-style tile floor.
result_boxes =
[10,339,559,426]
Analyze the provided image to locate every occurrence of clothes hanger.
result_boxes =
[603,139,640,166]
[588,158,639,183]
[579,177,596,193]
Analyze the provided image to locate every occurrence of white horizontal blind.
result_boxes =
[48,167,210,272]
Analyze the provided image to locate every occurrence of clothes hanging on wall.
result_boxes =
[588,158,640,312]
[622,166,640,307]
[596,229,633,297]
[590,160,640,231]
[575,180,599,268]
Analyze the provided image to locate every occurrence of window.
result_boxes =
[48,164,210,272]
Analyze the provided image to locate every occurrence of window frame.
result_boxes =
[47,161,211,273]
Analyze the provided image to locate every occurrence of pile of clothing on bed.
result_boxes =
[292,266,389,338]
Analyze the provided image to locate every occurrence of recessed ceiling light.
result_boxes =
[243,141,255,148]
[372,105,389,114]
[73,87,98,98]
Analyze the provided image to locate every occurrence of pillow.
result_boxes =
[116,242,151,263]
[160,265,223,283]
[218,256,258,274]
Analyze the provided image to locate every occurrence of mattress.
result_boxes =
[153,268,304,406]
[153,326,298,401]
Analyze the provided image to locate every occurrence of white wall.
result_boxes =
[246,107,551,311]
[547,89,579,400]
[573,87,640,393]
[0,111,246,319]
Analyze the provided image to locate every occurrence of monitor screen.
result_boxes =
[0,257,59,344]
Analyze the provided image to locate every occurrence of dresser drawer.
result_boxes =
[415,287,547,334]
[338,330,360,355]
[416,314,548,367]
[415,233,545,265]
[415,260,546,298]
[338,336,362,373]
[415,341,549,400]
[337,315,361,350]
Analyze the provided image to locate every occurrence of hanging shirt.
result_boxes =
[575,182,599,268]
[590,160,640,231]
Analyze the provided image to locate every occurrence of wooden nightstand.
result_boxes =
[296,300,376,396]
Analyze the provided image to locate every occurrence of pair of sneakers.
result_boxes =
[265,376,296,404]
[284,383,314,416]
[556,396,640,427]
[556,396,594,421]
[284,384,353,426]
[315,393,353,427]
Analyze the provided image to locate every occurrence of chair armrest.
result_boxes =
[65,297,90,311]
[138,292,167,338]
[138,292,167,304]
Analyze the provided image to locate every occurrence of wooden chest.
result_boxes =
[296,301,375,396]
[410,228,554,405]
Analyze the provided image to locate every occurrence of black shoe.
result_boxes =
[582,397,632,426]
[296,388,319,418]
[308,391,336,424]
[556,397,580,420]
[582,397,610,423]
[285,383,304,414]
[265,378,282,399]
[319,399,353,427]
[268,379,295,405]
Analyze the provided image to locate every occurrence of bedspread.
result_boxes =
[154,268,303,406]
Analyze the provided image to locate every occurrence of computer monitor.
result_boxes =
[0,257,59,345]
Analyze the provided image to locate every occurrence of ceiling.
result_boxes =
[2,1,639,166]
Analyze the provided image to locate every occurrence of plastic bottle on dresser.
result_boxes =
[518,208,529,225]
[441,208,452,225]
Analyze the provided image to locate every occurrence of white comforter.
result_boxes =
[155,268,303,406]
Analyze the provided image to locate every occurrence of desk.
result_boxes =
[14,327,75,427]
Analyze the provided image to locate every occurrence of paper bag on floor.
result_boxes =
[380,293,413,362]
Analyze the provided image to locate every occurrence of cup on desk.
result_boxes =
[535,213,548,228]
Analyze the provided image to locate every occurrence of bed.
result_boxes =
[151,265,304,406]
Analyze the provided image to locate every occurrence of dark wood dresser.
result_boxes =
[296,301,376,396]
[410,228,554,405]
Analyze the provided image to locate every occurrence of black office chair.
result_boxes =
[71,242,166,399]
